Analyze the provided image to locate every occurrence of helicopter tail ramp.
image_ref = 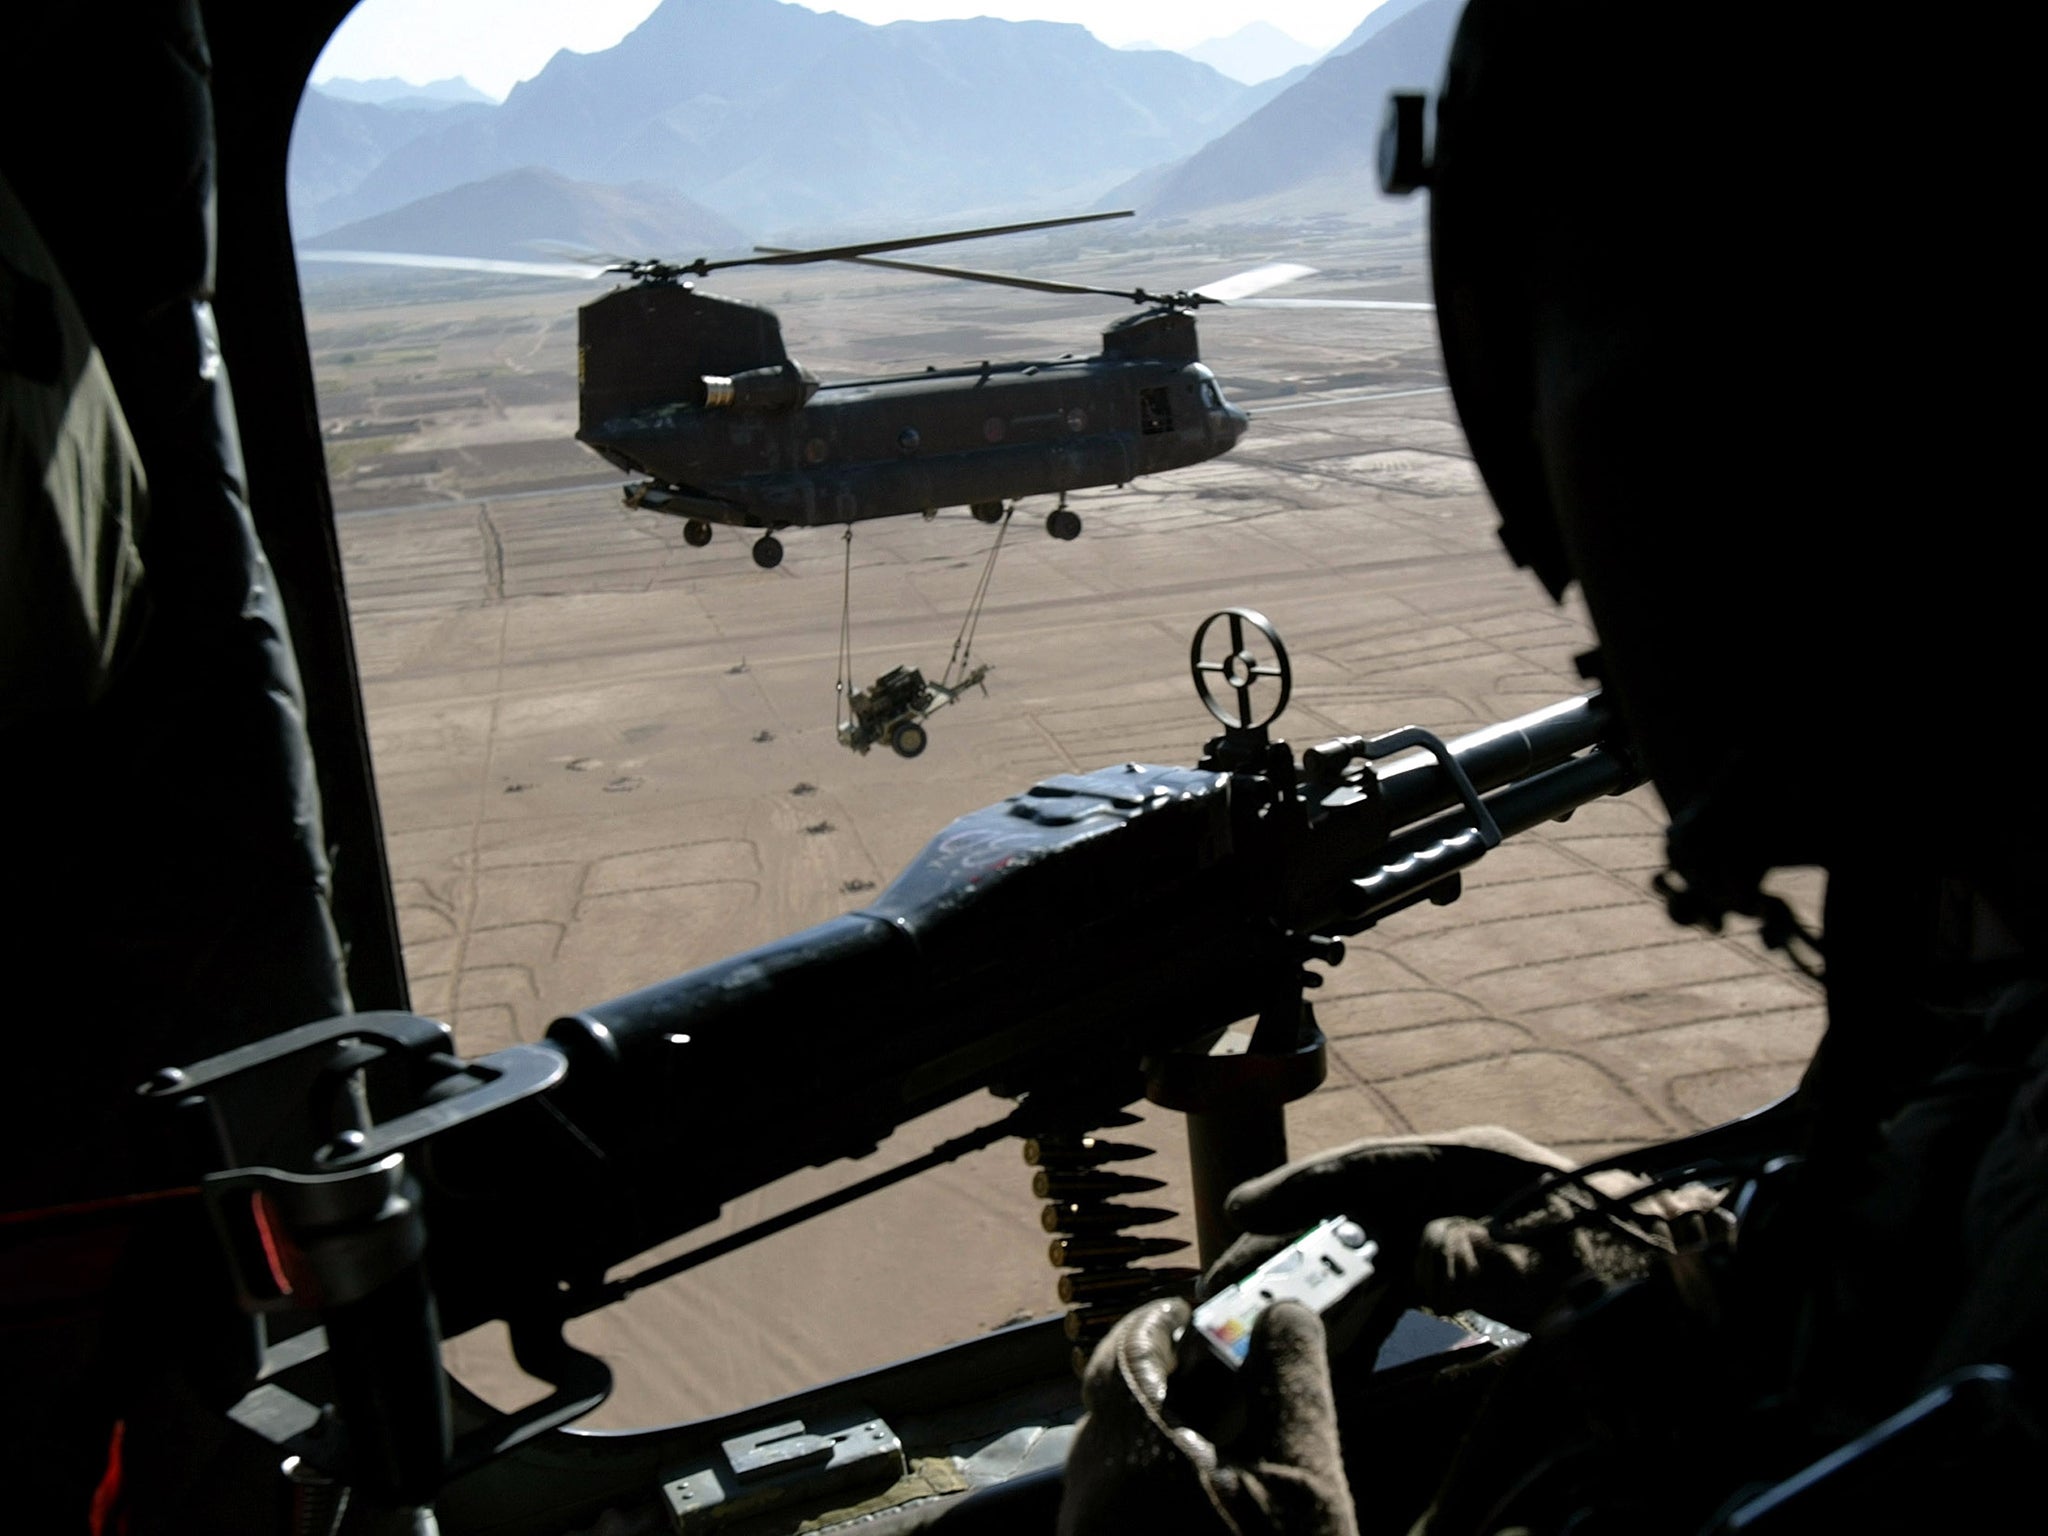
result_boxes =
[576,283,791,445]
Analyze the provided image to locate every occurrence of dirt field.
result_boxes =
[311,226,1823,1426]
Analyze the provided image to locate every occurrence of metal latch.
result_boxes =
[662,1411,903,1531]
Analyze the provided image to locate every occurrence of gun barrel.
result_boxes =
[1388,744,1637,862]
[1377,692,1613,829]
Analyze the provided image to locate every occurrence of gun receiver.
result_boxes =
[147,613,1636,1508]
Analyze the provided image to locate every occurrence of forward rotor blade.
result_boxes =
[748,240,1433,315]
[295,249,610,281]
[1225,296,1437,311]
[1193,262,1317,303]
[724,209,1134,274]
[753,247,1147,301]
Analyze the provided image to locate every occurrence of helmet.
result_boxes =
[1415,3,2037,947]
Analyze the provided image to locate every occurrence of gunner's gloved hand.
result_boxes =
[1059,1296,1358,1536]
[1204,1126,1575,1304]
[1413,1169,1726,1331]
[1213,1126,1725,1335]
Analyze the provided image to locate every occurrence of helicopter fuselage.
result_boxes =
[574,285,1249,536]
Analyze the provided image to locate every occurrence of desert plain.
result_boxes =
[306,221,1823,1426]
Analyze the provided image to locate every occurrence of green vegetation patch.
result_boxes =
[323,435,404,478]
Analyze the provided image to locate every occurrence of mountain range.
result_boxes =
[1183,22,1325,86]
[1135,0,1462,221]
[315,75,496,109]
[293,0,1277,240]
[290,0,1463,250]
[290,89,494,232]
[300,167,745,262]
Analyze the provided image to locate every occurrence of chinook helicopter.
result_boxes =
[305,212,1434,569]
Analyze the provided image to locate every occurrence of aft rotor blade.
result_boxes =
[1192,262,1317,303]
[296,249,610,281]
[723,210,1134,274]
[523,238,635,267]
[749,241,1426,314]
[1225,296,1437,311]
[753,247,1148,301]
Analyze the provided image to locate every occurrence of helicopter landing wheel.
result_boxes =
[890,721,929,759]
[1046,507,1082,541]
[971,501,1006,524]
[683,518,713,548]
[751,534,785,570]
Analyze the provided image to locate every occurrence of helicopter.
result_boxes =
[303,212,1435,569]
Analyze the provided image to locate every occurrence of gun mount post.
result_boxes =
[137,1014,600,1518]
[1149,612,1330,1265]
[1144,990,1329,1269]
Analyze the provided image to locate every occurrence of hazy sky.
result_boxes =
[312,0,1389,100]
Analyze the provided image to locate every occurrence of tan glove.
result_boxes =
[1206,1127,1572,1314]
[1224,1127,1574,1247]
[1415,1172,1725,1331]
[1059,1296,1358,1536]
[1218,1127,1723,1335]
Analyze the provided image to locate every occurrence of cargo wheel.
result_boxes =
[891,722,928,759]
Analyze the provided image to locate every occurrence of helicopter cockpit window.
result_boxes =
[279,0,1795,1451]
[1140,385,1174,434]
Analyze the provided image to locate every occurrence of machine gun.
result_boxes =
[146,610,1638,1530]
